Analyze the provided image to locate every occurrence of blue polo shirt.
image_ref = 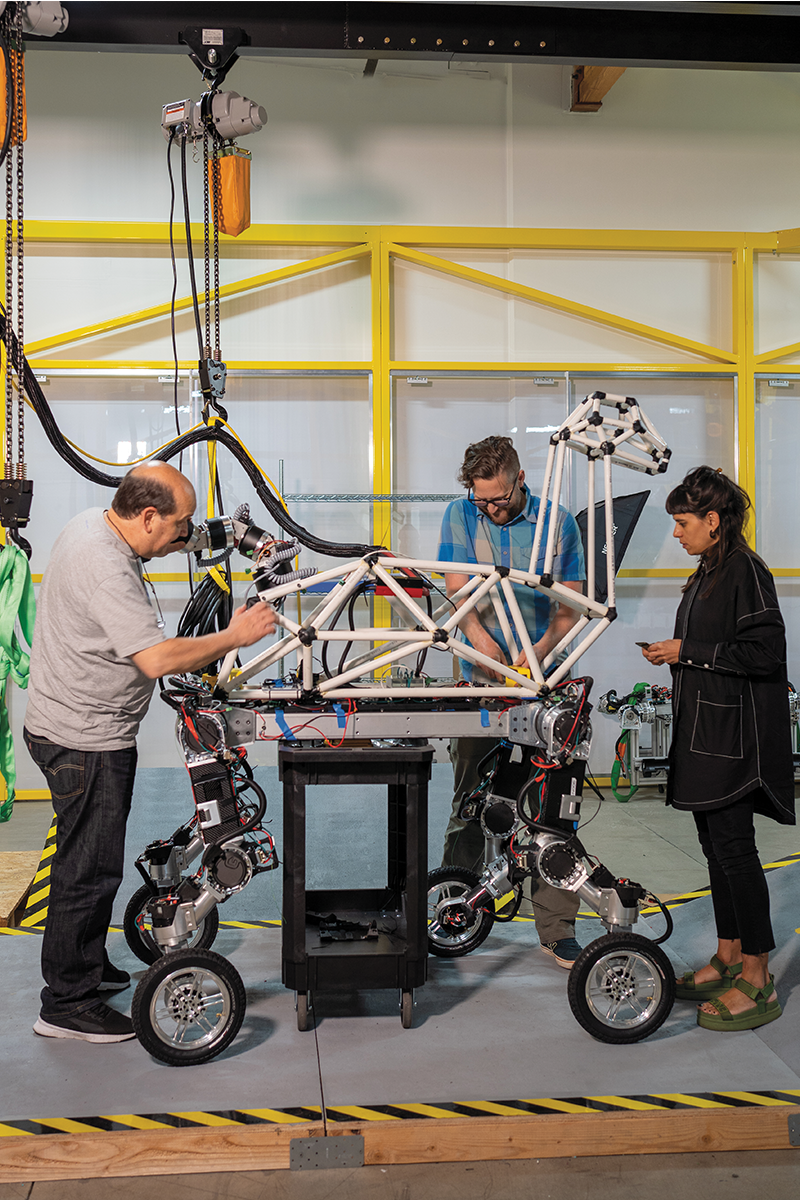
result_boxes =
[437,486,585,680]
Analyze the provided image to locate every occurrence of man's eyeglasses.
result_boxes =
[468,479,518,510]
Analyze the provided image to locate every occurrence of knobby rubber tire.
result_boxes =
[427,866,494,958]
[123,883,219,964]
[132,947,246,1066]
[567,932,676,1044]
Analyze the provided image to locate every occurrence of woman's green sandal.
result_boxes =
[675,954,743,1001]
[696,975,781,1032]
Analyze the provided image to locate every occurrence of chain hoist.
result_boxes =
[0,2,32,552]
[161,27,265,432]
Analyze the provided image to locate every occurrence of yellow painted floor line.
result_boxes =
[33,865,52,885]
[652,1094,731,1109]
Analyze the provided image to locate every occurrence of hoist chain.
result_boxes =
[211,133,221,360]
[14,2,24,476]
[2,4,24,480]
[202,128,211,358]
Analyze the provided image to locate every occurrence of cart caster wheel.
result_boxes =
[567,933,676,1044]
[296,991,313,1031]
[131,947,246,1066]
[400,990,414,1029]
[123,883,219,965]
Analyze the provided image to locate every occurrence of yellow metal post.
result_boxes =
[732,240,756,543]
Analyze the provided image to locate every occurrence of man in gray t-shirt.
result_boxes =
[24,462,275,1044]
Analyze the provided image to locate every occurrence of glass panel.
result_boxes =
[755,377,800,569]
[570,375,736,570]
[393,373,569,562]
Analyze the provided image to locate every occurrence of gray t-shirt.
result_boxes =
[25,508,166,750]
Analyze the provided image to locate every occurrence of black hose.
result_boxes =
[0,309,381,559]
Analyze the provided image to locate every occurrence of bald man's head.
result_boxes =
[112,462,195,520]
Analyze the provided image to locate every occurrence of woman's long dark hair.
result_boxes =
[666,465,752,592]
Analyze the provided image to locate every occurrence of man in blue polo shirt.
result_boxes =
[438,435,586,968]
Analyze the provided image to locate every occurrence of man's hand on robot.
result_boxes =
[228,600,276,646]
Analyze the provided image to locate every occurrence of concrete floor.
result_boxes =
[2,767,799,1194]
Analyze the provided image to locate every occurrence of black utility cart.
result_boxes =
[279,740,434,1029]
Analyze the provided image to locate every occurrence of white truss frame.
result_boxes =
[217,393,669,701]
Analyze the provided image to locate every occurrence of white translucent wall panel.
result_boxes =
[31,253,370,363]
[191,374,372,573]
[420,249,732,354]
[393,374,569,561]
[776,584,800,695]
[755,379,800,568]
[571,376,736,570]
[20,373,198,577]
[754,254,800,359]
[24,51,800,234]
[392,260,719,365]
[579,579,684,777]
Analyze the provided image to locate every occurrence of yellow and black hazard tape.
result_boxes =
[2,1090,799,1137]
[13,817,57,931]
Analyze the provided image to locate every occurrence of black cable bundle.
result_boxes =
[0,308,381,559]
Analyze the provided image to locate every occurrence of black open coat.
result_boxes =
[668,547,795,825]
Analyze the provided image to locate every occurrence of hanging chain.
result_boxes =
[211,132,221,360]
[4,116,13,479]
[2,5,24,481]
[202,126,211,358]
[14,2,24,478]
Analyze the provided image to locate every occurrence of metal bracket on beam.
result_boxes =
[290,1135,365,1170]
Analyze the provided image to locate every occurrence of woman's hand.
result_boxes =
[642,639,682,666]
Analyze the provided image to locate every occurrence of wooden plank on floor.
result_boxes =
[0,852,41,927]
[1,1106,798,1182]
[0,1121,325,1182]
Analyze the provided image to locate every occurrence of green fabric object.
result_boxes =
[0,541,36,821]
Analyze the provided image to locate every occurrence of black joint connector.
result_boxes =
[657,460,669,473]
[298,626,317,646]
[633,420,645,434]
[602,441,615,456]
[616,400,630,413]
[590,391,606,400]
[588,412,603,426]
[549,433,560,445]
[606,606,618,622]
[364,550,381,565]
[496,565,510,578]
[625,396,637,406]
[559,428,571,441]
[664,447,673,458]
[432,628,449,644]
[540,573,554,589]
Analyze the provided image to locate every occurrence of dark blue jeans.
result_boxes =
[693,791,775,957]
[24,728,137,1018]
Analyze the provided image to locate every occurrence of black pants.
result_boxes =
[24,728,137,1018]
[693,792,774,956]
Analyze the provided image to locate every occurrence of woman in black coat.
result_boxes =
[643,466,794,1032]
